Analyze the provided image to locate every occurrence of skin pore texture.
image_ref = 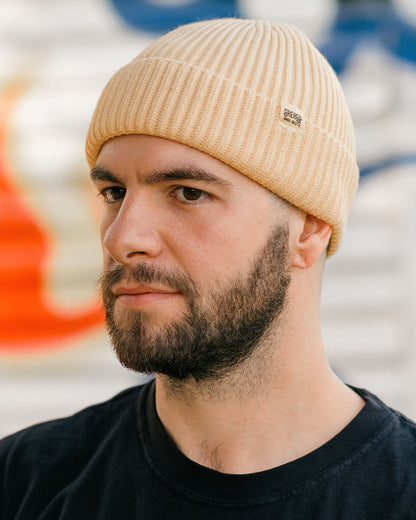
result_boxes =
[92,134,364,475]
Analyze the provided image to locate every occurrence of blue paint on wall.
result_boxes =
[320,2,416,75]
[109,0,240,34]
[360,154,416,179]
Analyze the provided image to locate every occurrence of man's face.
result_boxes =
[92,135,291,381]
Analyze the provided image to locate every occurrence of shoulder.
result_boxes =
[358,387,416,443]
[0,383,145,475]
[351,388,416,482]
[377,406,416,464]
[0,383,151,519]
[334,389,416,516]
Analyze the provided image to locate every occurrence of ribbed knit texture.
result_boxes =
[85,18,359,255]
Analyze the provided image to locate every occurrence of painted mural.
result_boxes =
[0,84,103,351]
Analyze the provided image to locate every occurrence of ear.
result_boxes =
[291,214,332,269]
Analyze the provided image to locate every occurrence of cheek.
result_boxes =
[100,221,107,243]
[101,245,112,270]
[173,216,260,283]
[100,216,114,266]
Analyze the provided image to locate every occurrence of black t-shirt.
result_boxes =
[1,381,416,519]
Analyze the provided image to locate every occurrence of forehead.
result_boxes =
[96,134,266,193]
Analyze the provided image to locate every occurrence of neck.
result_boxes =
[159,324,280,403]
[154,326,364,474]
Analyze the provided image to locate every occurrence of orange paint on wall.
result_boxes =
[0,84,104,353]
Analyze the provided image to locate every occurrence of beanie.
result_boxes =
[85,18,359,255]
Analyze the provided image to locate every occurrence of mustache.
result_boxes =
[99,263,197,300]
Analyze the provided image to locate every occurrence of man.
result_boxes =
[1,18,415,519]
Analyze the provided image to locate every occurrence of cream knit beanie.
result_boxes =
[86,18,359,255]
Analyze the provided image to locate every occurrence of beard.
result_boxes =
[100,224,291,383]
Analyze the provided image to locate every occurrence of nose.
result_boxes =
[102,194,163,265]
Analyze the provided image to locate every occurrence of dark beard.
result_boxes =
[100,224,290,382]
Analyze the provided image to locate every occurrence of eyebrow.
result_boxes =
[146,166,233,188]
[90,165,233,189]
[90,166,121,184]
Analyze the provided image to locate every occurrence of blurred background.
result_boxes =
[1,0,416,437]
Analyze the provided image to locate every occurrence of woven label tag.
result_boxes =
[281,103,303,129]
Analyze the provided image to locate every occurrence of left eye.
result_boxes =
[100,186,126,203]
[175,187,207,202]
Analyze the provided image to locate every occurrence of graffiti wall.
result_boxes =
[1,0,416,435]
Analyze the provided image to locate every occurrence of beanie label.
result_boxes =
[281,103,303,129]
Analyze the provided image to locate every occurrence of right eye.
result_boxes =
[99,186,126,203]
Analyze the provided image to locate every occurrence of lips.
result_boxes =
[112,285,181,309]
[113,285,179,296]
